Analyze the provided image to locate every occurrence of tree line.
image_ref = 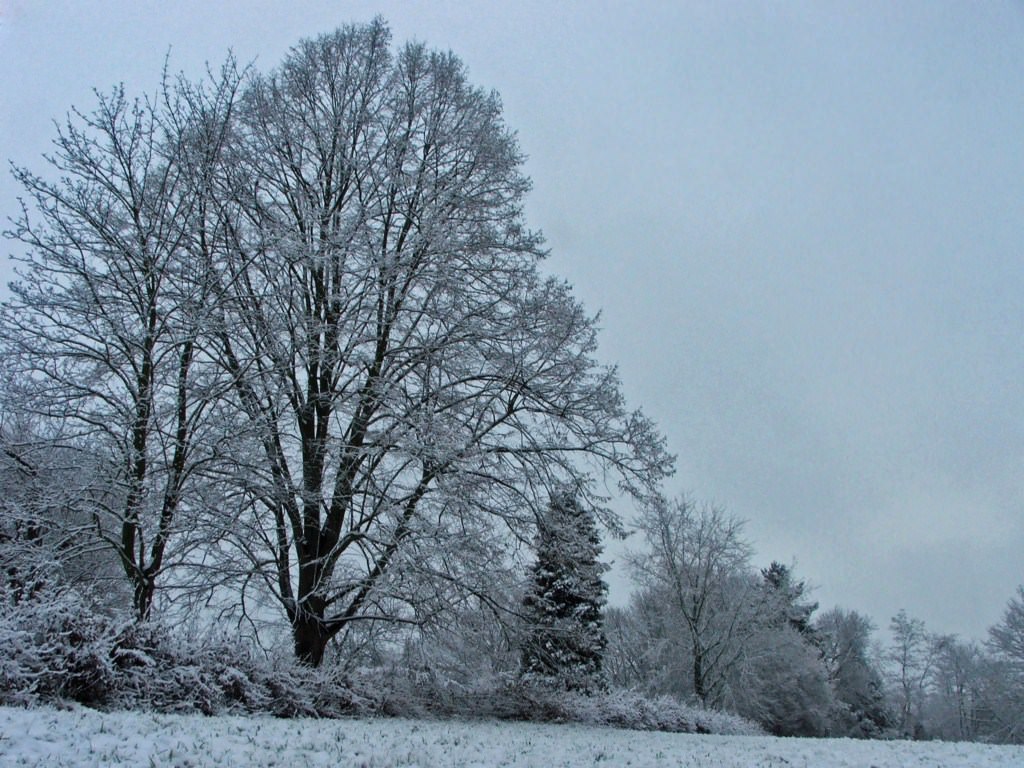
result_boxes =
[602,494,1024,741]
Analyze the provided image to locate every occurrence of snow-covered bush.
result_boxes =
[555,689,760,735]
[340,662,762,736]
[0,580,374,717]
[107,624,377,717]
[0,585,119,706]
[527,687,762,735]
[0,543,755,737]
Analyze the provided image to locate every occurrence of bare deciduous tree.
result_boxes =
[887,609,938,738]
[989,587,1024,668]
[1,64,242,618]
[628,495,764,705]
[2,20,670,667]
[982,586,1024,742]
[204,22,672,665]
[928,635,983,741]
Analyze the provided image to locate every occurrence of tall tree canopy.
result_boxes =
[1,20,672,665]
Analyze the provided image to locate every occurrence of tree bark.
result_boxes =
[293,596,331,666]
[693,640,708,703]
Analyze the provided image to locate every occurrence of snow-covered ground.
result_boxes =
[1,706,1022,767]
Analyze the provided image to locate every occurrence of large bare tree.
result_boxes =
[2,21,670,664]
[203,22,672,665]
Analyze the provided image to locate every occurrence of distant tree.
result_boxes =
[982,586,1024,742]
[722,562,831,736]
[603,586,687,698]
[1,424,66,604]
[603,604,648,690]
[815,607,893,738]
[927,635,983,741]
[629,494,766,706]
[989,587,1024,668]
[887,610,937,739]
[761,561,817,636]
[0,420,125,603]
[736,624,833,737]
[521,491,608,692]
[616,511,833,734]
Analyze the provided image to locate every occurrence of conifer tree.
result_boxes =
[762,561,818,636]
[521,491,608,692]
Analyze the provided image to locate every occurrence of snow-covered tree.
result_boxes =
[927,635,984,741]
[886,610,938,739]
[815,607,894,738]
[981,586,1024,742]
[735,623,833,736]
[989,587,1024,669]
[203,21,670,666]
[628,494,766,706]
[2,20,671,665]
[603,587,686,698]
[761,562,817,636]
[1,64,242,619]
[721,562,831,736]
[521,491,608,692]
[0,420,129,606]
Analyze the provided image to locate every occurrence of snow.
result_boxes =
[1,706,1022,767]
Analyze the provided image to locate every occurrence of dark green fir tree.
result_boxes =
[521,490,608,692]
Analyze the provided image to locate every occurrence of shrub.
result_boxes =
[0,585,119,706]
[0,582,760,737]
[0,583,373,717]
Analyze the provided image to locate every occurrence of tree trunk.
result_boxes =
[134,576,155,621]
[293,599,331,667]
[693,642,707,703]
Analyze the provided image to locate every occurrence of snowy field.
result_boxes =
[1,706,1022,767]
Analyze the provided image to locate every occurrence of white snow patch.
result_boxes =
[1,705,1022,767]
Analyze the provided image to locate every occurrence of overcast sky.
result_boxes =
[2,1,1023,642]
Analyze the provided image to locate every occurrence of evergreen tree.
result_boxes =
[762,562,818,636]
[521,491,608,692]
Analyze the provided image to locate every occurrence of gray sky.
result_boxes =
[2,1,1023,642]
